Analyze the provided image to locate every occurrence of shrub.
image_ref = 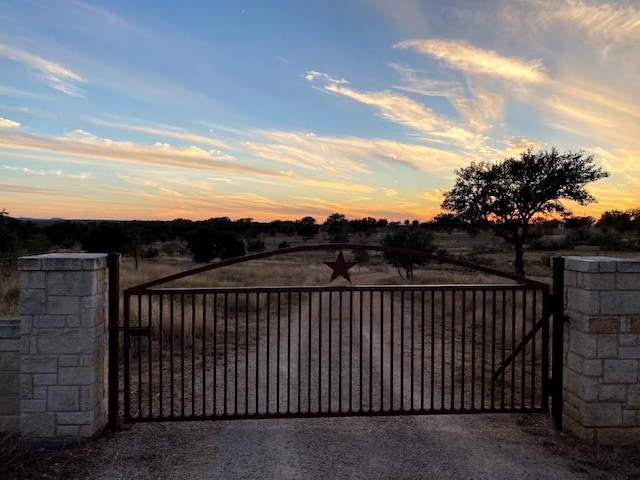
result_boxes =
[247,238,266,252]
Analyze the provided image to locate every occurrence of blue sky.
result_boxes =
[0,0,638,221]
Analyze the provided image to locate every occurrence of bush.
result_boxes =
[527,235,575,251]
[247,238,266,252]
[186,227,246,263]
[382,225,436,279]
[142,246,159,259]
[353,249,370,263]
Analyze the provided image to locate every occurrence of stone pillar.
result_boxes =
[563,256,640,444]
[19,254,108,438]
[0,318,20,433]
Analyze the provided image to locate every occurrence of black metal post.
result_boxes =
[551,256,565,430]
[107,253,121,432]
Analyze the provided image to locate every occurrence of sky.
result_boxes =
[0,0,638,222]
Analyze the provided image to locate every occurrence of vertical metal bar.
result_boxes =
[500,290,506,410]
[148,294,153,418]
[308,292,312,413]
[400,290,405,411]
[266,292,271,413]
[137,295,143,419]
[318,291,322,412]
[159,294,164,418]
[450,290,456,410]
[481,290,487,410]
[276,292,282,413]
[369,291,373,411]
[359,290,363,412]
[471,290,477,410]
[339,290,343,412]
[287,291,291,414]
[170,295,175,416]
[123,293,131,422]
[490,290,496,410]
[380,290,384,411]
[235,293,239,415]
[213,293,217,416]
[328,291,332,412]
[521,289,527,409]
[255,292,260,414]
[461,290,466,410]
[298,291,302,414]
[223,293,228,416]
[541,287,551,413]
[180,294,185,417]
[430,290,434,410]
[531,290,537,409]
[192,295,196,416]
[107,253,120,431]
[511,289,516,408]
[349,290,353,412]
[390,290,394,411]
[440,290,445,410]
[202,294,207,416]
[410,290,415,411]
[245,292,250,415]
[276,292,281,413]
[420,290,425,411]
[551,257,565,429]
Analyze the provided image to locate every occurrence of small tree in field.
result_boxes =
[382,225,436,279]
[441,148,608,275]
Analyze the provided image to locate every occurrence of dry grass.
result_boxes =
[0,268,19,318]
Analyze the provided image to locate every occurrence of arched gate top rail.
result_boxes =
[124,243,550,294]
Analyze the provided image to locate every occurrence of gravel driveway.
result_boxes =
[82,413,604,480]
[91,278,624,480]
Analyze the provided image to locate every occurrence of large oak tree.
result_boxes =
[441,148,608,275]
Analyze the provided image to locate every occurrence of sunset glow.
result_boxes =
[0,1,638,222]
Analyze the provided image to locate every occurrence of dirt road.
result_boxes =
[96,276,612,479]
[84,413,603,479]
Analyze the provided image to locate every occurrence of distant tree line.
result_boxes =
[0,146,634,277]
[3,205,636,270]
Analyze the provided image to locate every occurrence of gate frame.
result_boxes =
[107,244,564,429]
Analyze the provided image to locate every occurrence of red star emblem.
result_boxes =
[324,251,357,283]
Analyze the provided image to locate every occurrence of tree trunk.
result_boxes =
[514,242,525,276]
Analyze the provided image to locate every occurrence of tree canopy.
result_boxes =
[441,148,608,275]
[381,224,436,279]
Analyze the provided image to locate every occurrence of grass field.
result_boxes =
[1,229,637,319]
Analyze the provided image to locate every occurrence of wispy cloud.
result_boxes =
[0,117,20,128]
[3,164,90,179]
[87,118,238,154]
[390,63,504,131]
[306,71,483,149]
[247,127,468,174]
[0,126,283,177]
[304,71,348,84]
[0,183,57,194]
[536,0,640,46]
[0,43,85,96]
[395,38,547,83]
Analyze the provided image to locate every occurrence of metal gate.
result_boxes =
[111,245,563,425]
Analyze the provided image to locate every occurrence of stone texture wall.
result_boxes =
[18,254,108,438]
[563,256,640,444]
[0,318,20,433]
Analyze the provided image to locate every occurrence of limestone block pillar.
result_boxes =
[19,253,108,438]
[563,256,640,444]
